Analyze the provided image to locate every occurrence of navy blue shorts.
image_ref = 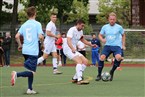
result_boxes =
[23,54,38,72]
[101,45,122,57]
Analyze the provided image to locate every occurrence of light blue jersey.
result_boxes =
[100,23,124,48]
[18,19,43,55]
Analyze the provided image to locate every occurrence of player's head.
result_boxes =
[92,34,96,39]
[108,12,117,26]
[75,19,85,31]
[26,6,36,18]
[5,32,11,37]
[57,33,61,38]
[61,32,66,38]
[50,13,57,23]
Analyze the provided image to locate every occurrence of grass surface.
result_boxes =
[0,66,145,97]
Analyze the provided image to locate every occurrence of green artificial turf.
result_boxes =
[0,66,144,97]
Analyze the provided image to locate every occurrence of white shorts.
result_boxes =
[63,49,83,60]
[43,43,56,54]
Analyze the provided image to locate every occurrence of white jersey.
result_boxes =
[62,26,83,59]
[44,21,56,44]
[63,26,83,50]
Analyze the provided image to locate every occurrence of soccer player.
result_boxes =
[63,19,96,85]
[37,13,62,74]
[91,34,101,67]
[95,12,126,81]
[11,6,44,94]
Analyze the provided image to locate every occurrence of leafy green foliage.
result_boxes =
[0,11,12,26]
[66,0,89,23]
[96,0,131,27]
[0,1,13,27]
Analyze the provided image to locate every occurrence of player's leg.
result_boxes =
[37,42,50,65]
[96,46,111,81]
[37,53,48,65]
[72,53,89,85]
[11,54,38,94]
[117,49,124,70]
[91,50,96,66]
[57,49,62,66]
[96,52,100,65]
[110,46,122,81]
[52,51,62,74]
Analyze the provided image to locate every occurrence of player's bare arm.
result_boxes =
[39,34,44,50]
[98,34,106,43]
[67,37,76,53]
[122,33,126,50]
[80,36,97,47]
[15,32,22,51]
[46,30,58,39]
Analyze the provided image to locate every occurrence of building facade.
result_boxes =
[131,0,145,27]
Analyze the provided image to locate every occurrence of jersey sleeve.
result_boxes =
[37,22,44,35]
[119,26,124,35]
[18,26,23,35]
[100,26,105,35]
[67,28,73,38]
[46,22,52,32]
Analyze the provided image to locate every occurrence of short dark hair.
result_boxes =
[26,6,36,18]
[91,33,96,36]
[51,12,57,16]
[75,19,85,25]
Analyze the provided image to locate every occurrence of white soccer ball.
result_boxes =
[101,72,111,82]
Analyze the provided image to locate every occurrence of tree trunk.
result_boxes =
[0,0,3,27]
[0,0,2,13]
[10,0,18,53]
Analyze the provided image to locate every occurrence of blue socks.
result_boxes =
[98,60,104,76]
[111,59,121,73]
[17,71,33,90]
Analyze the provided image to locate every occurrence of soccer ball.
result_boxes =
[101,72,111,82]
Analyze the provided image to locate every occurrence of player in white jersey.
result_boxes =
[37,13,62,74]
[63,19,96,85]
[11,6,44,94]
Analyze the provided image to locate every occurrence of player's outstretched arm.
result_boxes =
[80,36,97,47]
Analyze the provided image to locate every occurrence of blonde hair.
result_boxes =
[109,12,116,17]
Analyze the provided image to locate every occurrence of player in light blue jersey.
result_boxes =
[11,6,44,94]
[96,12,126,81]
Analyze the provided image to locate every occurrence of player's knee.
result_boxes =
[115,54,122,61]
[43,53,48,59]
[100,55,106,61]
[83,59,88,65]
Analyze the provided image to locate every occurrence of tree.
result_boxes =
[96,0,131,27]
[0,0,2,12]
[10,0,18,52]
[18,0,89,32]
[66,0,92,34]
[0,1,13,27]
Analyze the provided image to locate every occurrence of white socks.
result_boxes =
[76,64,83,81]
[73,73,77,80]
[53,58,58,69]
[37,57,44,65]
[58,61,62,65]
[73,64,87,81]
[82,64,86,72]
